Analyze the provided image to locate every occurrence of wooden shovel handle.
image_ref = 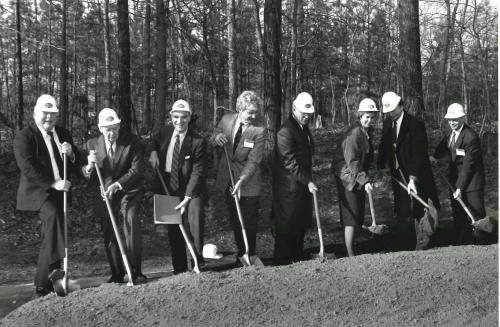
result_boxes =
[391,176,430,209]
[366,188,376,225]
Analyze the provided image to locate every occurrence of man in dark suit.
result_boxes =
[431,103,486,245]
[377,91,440,250]
[149,100,207,274]
[14,94,83,296]
[84,108,146,283]
[211,91,266,266]
[272,92,318,266]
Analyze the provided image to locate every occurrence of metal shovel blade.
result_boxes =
[365,223,389,235]
[473,216,496,233]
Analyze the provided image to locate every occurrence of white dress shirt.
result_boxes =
[394,111,404,139]
[37,125,63,181]
[449,124,464,147]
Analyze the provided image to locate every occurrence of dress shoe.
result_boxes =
[34,286,52,298]
[107,276,125,283]
[132,272,147,284]
[48,269,66,297]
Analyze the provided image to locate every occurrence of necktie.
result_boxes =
[47,131,64,180]
[391,121,399,169]
[108,142,115,169]
[233,123,243,153]
[170,134,180,191]
[450,132,456,161]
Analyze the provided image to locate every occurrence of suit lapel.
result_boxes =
[161,127,174,158]
[396,114,408,146]
[179,130,192,166]
[455,126,466,149]
[96,135,107,165]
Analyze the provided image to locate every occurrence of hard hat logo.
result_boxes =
[106,116,114,122]
[45,103,53,108]
[178,104,185,108]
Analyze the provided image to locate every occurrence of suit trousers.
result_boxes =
[35,191,64,289]
[451,189,486,245]
[167,196,205,274]
[97,190,143,278]
[224,187,259,257]
[273,230,305,266]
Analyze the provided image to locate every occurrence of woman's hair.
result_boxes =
[236,91,261,112]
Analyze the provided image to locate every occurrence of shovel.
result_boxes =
[362,188,389,235]
[93,151,134,286]
[436,170,495,233]
[223,146,263,267]
[155,167,200,274]
[51,153,81,296]
[392,175,439,249]
[312,190,336,259]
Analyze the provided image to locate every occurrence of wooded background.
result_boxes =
[0,0,497,142]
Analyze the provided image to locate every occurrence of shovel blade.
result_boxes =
[238,255,252,267]
[249,255,264,266]
[473,216,496,233]
[367,224,389,235]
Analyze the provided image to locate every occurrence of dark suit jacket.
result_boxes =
[272,114,314,232]
[14,123,83,211]
[211,112,265,197]
[149,126,207,199]
[332,122,373,191]
[85,131,144,214]
[377,112,440,209]
[433,124,484,193]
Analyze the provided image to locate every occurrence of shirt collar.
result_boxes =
[453,124,464,136]
[36,124,54,138]
[395,111,404,126]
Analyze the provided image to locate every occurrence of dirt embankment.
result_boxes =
[1,244,497,327]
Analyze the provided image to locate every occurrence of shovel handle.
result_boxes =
[312,191,325,256]
[435,169,476,224]
[94,162,134,286]
[62,153,68,293]
[366,189,376,226]
[155,166,170,196]
[391,176,430,209]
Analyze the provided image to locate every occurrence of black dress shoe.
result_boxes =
[107,276,125,283]
[34,286,52,297]
[132,272,147,284]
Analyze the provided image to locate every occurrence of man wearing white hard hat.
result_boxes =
[211,91,265,267]
[272,92,318,265]
[431,103,486,245]
[331,98,378,256]
[377,91,440,250]
[149,100,207,273]
[85,108,146,283]
[14,94,84,296]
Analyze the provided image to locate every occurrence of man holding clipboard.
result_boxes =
[148,100,208,274]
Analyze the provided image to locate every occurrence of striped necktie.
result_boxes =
[233,123,243,153]
[170,134,180,191]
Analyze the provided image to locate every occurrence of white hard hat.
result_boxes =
[98,108,121,127]
[381,91,401,113]
[202,243,223,259]
[293,92,315,114]
[34,94,59,113]
[358,98,378,112]
[444,103,465,119]
[171,99,191,113]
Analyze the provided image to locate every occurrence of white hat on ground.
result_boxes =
[444,103,466,119]
[381,91,401,113]
[35,94,59,113]
[293,92,315,114]
[202,243,223,259]
[98,108,121,127]
[171,99,191,113]
[358,98,378,112]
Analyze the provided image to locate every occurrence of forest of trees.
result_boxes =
[0,0,497,140]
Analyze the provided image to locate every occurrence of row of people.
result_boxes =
[14,91,488,297]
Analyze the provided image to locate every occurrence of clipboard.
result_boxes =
[153,194,182,224]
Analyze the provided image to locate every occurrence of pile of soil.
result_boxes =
[2,244,497,327]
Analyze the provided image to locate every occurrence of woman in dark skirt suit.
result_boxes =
[332,98,378,256]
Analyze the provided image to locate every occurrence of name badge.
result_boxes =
[243,140,254,149]
[456,149,465,156]
[184,155,191,159]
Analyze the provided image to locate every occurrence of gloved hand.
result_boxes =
[408,179,417,195]
[175,197,191,215]
[364,182,373,193]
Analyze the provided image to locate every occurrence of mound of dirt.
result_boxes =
[2,245,497,327]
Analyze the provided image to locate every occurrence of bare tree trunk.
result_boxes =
[263,0,282,133]
[172,0,192,101]
[290,0,300,99]
[34,0,40,95]
[16,0,24,130]
[227,0,237,109]
[1,28,13,119]
[117,0,132,132]
[252,0,264,101]
[48,0,53,94]
[97,0,113,108]
[154,0,167,132]
[59,0,68,128]
[398,0,425,117]
[143,0,152,130]
[458,0,468,113]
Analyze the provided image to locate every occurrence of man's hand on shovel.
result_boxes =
[175,196,191,215]
[231,177,244,199]
[308,182,318,193]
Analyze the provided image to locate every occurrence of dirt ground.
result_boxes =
[1,244,497,327]
[0,127,498,326]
